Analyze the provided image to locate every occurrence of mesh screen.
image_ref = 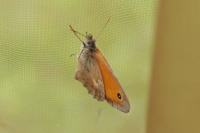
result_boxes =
[0,0,158,133]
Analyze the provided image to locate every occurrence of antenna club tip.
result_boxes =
[69,25,75,32]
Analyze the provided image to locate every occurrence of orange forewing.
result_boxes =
[94,49,130,113]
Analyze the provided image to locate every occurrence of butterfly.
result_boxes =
[69,19,130,113]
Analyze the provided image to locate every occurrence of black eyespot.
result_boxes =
[117,93,122,100]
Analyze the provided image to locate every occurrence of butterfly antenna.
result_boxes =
[69,25,86,46]
[96,16,111,39]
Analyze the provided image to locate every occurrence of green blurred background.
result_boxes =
[0,0,157,133]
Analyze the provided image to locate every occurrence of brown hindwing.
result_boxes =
[75,47,105,101]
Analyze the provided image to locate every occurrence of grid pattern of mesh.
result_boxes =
[0,0,158,133]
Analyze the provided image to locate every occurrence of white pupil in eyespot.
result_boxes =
[117,93,122,99]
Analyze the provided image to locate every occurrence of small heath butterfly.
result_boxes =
[69,19,130,113]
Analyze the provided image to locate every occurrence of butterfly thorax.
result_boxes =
[84,33,96,51]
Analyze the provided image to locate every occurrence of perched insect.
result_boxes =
[69,18,130,113]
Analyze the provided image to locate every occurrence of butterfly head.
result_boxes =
[85,33,96,50]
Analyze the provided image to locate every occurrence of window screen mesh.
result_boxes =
[0,0,158,133]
